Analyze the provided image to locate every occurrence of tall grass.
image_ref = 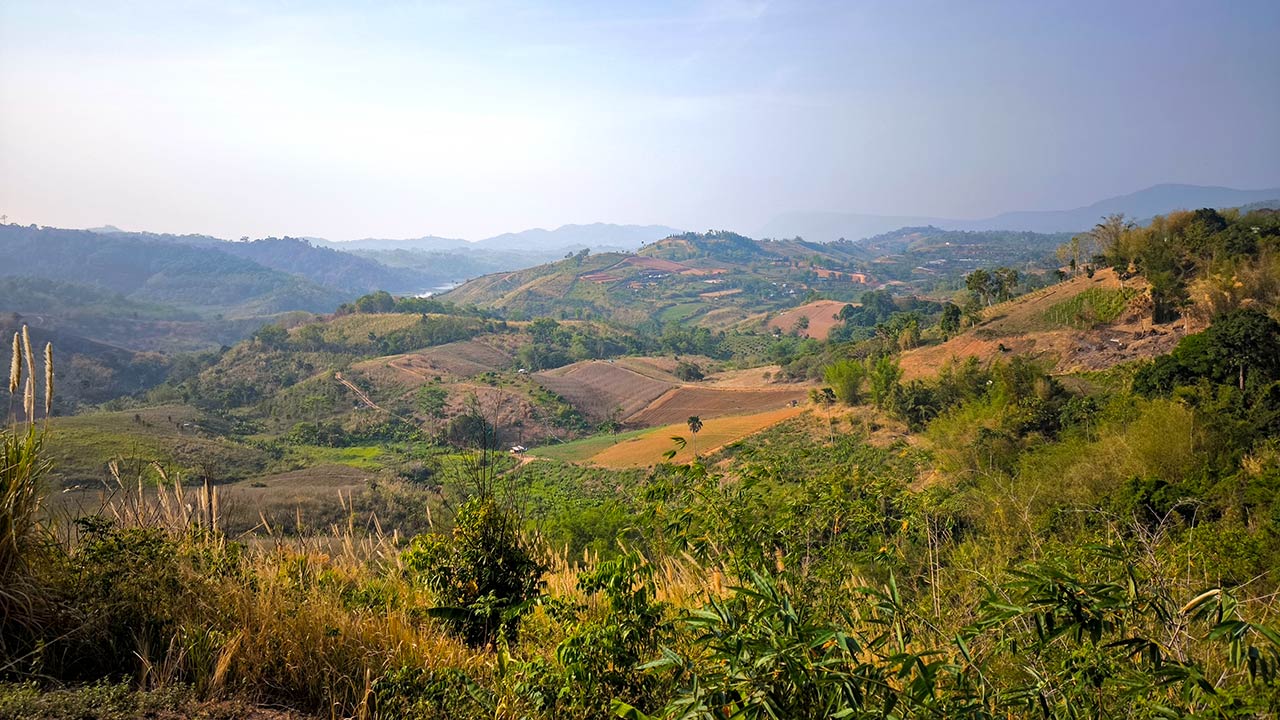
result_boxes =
[1,328,50,577]
[1,327,52,656]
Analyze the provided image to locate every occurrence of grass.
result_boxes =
[659,302,706,324]
[287,444,389,471]
[530,427,652,463]
[45,406,269,486]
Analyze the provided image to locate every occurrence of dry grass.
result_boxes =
[588,406,807,468]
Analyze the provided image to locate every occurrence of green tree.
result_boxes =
[939,302,962,335]
[993,267,1019,301]
[401,495,546,647]
[966,268,993,306]
[867,356,903,410]
[823,360,866,405]
[253,324,289,349]
[686,415,703,457]
[416,384,449,436]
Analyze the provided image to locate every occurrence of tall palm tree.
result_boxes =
[686,415,703,457]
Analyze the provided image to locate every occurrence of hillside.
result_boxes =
[219,237,429,295]
[898,268,1186,379]
[442,228,1071,327]
[0,224,348,318]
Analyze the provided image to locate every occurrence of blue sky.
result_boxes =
[1,0,1277,240]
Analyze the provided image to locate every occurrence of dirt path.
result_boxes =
[334,372,382,412]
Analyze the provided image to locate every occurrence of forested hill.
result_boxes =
[0,224,351,317]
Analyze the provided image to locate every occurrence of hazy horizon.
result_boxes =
[3,1,1279,241]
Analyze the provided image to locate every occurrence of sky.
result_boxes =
[1,0,1278,241]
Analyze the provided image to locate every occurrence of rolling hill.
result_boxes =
[441,228,1071,327]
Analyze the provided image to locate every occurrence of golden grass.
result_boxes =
[588,406,807,468]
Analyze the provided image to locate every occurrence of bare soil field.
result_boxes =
[628,386,809,426]
[618,255,691,273]
[356,339,515,386]
[767,300,850,340]
[703,364,789,387]
[535,361,675,420]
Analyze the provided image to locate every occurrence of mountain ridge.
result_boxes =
[761,183,1280,242]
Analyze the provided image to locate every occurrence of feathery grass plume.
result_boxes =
[43,342,54,415]
[8,332,18,395]
[21,326,35,420]
[24,377,34,423]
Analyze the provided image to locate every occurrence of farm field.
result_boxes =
[585,405,808,468]
[527,426,652,463]
[534,361,675,420]
[767,299,850,340]
[353,338,516,386]
[627,386,808,426]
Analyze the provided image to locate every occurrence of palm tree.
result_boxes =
[686,415,703,457]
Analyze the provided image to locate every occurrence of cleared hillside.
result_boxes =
[899,269,1191,379]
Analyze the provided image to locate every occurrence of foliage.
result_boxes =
[673,361,704,382]
[402,494,547,647]
[822,359,865,405]
[1041,286,1138,327]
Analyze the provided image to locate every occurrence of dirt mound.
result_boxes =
[535,361,675,421]
[767,300,850,340]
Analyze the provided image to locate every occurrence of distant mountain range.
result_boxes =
[313,223,683,255]
[761,184,1280,242]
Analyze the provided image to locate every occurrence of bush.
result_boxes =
[822,359,865,405]
[673,361,704,382]
[402,495,547,647]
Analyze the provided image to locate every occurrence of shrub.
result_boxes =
[402,495,547,647]
[822,359,865,405]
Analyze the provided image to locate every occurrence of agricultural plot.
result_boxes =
[898,269,1187,379]
[534,361,674,421]
[587,406,808,468]
[767,300,850,340]
[628,386,808,426]
[356,339,515,385]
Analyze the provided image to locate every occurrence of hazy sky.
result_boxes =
[2,1,1278,241]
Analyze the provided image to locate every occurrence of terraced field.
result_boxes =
[534,361,674,420]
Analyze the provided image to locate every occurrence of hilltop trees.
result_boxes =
[965,267,1020,306]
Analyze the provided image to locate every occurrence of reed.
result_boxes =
[0,327,53,624]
